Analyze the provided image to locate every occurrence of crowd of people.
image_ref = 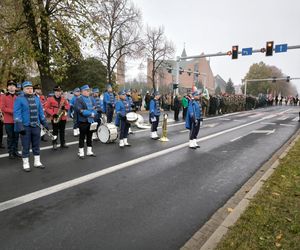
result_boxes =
[1,79,299,173]
[0,80,205,172]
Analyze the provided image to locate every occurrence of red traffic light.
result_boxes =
[266,41,274,56]
[232,45,238,59]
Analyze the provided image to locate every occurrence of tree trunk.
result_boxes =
[22,0,55,94]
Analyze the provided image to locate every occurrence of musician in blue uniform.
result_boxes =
[92,87,104,140]
[70,87,81,137]
[115,90,131,147]
[74,85,97,159]
[126,89,134,134]
[149,91,161,139]
[14,81,49,172]
[103,84,115,123]
[185,91,203,149]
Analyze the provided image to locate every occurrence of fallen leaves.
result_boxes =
[227,207,234,213]
[272,192,280,197]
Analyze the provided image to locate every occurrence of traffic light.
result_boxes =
[167,67,172,73]
[286,76,290,82]
[266,41,274,56]
[187,69,192,76]
[179,67,184,75]
[173,84,178,90]
[232,45,238,59]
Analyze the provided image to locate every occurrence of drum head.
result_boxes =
[126,112,138,122]
[98,125,110,143]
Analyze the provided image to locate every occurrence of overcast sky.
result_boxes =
[127,0,300,92]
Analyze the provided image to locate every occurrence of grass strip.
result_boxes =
[216,137,300,250]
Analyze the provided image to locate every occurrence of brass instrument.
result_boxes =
[53,99,67,124]
[159,113,169,142]
[37,123,57,141]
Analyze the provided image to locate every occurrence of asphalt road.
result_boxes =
[0,106,299,250]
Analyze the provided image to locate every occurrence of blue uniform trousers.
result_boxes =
[151,115,160,132]
[78,122,93,148]
[5,124,19,155]
[189,119,200,140]
[119,119,130,139]
[21,126,41,158]
[106,104,114,123]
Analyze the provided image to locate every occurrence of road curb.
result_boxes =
[181,127,300,250]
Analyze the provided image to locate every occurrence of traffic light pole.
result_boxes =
[179,45,300,60]
[175,57,180,95]
[243,77,300,96]
[173,44,300,94]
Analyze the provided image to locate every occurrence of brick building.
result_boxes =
[147,48,215,94]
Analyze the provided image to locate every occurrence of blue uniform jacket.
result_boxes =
[185,100,202,129]
[126,95,133,107]
[149,99,161,117]
[74,96,96,123]
[69,95,79,116]
[103,92,115,113]
[13,95,46,130]
[115,99,131,127]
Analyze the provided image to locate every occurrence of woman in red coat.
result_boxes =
[45,86,70,150]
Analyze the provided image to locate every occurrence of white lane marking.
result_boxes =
[220,118,231,121]
[261,122,276,125]
[0,141,79,159]
[0,114,280,212]
[249,113,263,118]
[292,117,299,122]
[235,113,252,117]
[230,135,245,142]
[251,129,275,135]
[180,130,189,133]
[280,124,295,127]
[233,119,246,122]
[277,116,288,121]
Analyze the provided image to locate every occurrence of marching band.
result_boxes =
[0,80,205,172]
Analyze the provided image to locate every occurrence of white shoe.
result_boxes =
[78,148,84,159]
[34,155,45,168]
[92,132,98,140]
[193,139,200,148]
[129,128,133,134]
[73,129,79,137]
[87,147,96,157]
[151,132,159,140]
[124,138,131,146]
[119,139,125,148]
[189,140,196,149]
[22,158,31,172]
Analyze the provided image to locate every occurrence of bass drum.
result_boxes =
[97,123,118,143]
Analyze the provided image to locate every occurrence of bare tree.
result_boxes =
[90,0,143,86]
[144,25,174,90]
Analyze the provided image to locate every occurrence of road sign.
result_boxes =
[275,44,288,53]
[242,48,253,56]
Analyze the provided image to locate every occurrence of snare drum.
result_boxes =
[126,112,138,123]
[97,123,118,143]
